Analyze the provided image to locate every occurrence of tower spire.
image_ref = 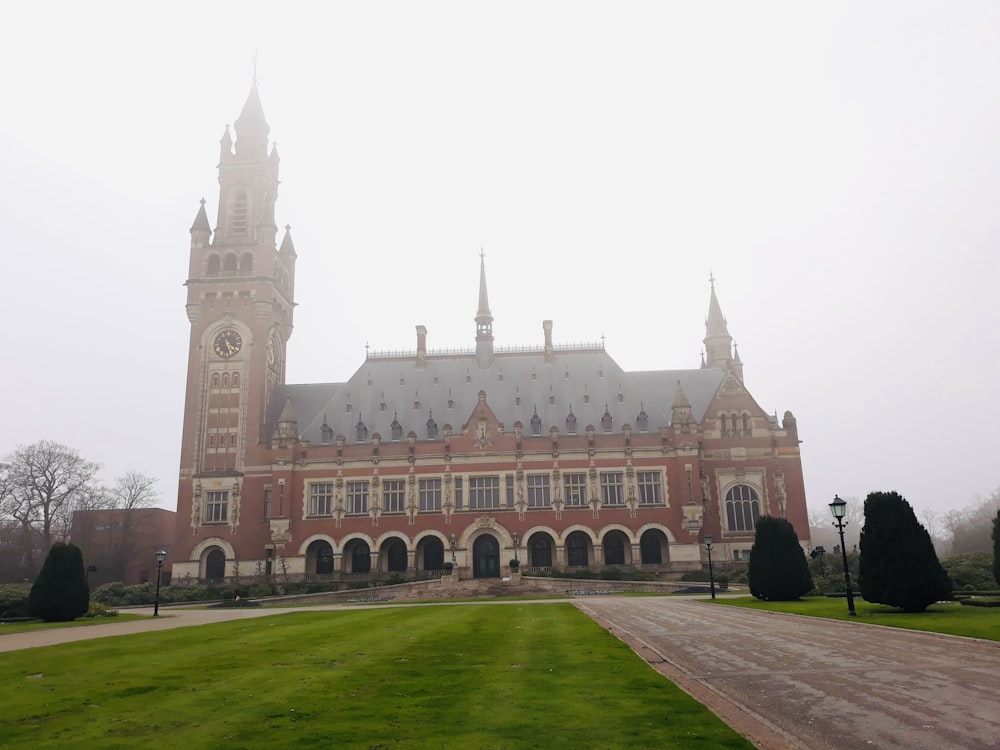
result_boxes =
[475,249,494,368]
[703,274,736,372]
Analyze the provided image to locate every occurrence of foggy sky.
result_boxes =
[2,2,998,524]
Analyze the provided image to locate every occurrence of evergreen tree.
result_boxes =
[748,516,813,600]
[28,542,89,622]
[992,510,1000,587]
[859,491,951,612]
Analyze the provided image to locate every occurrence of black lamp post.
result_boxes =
[449,533,457,565]
[512,531,519,564]
[704,534,717,600]
[829,495,857,617]
[153,548,167,617]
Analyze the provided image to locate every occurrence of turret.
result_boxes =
[189,198,212,248]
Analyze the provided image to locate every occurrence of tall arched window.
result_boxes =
[725,485,761,532]
[742,413,751,435]
[223,253,238,273]
[240,252,254,275]
[207,254,221,275]
[720,414,729,436]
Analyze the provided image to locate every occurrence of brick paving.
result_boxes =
[576,597,1000,750]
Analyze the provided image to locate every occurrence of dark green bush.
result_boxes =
[749,517,813,601]
[958,597,1000,607]
[599,568,624,581]
[28,543,90,622]
[859,491,952,612]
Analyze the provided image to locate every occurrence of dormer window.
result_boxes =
[530,409,542,436]
[636,406,649,432]
[426,415,438,439]
[566,410,577,435]
[321,420,334,443]
[601,406,613,433]
[391,414,403,440]
[356,418,368,442]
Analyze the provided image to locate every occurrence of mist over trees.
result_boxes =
[0,441,159,582]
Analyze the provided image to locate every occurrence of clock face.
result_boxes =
[213,330,243,358]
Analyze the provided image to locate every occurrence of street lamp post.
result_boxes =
[153,549,167,617]
[449,533,457,565]
[704,534,717,600]
[511,531,519,564]
[828,495,857,617]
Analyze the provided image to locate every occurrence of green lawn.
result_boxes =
[711,596,1000,641]
[2,603,751,749]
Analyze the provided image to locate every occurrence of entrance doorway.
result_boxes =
[473,535,500,578]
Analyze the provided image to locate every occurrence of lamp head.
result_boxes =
[155,548,167,564]
[829,494,847,519]
[703,534,713,548]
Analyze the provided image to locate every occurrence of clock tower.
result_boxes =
[176,83,296,542]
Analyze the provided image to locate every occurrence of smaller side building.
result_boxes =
[70,508,176,586]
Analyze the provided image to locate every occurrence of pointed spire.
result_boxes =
[234,83,270,160]
[279,224,297,258]
[671,380,693,427]
[475,249,494,368]
[190,198,211,234]
[220,125,233,162]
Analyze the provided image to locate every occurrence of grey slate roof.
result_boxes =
[267,348,725,444]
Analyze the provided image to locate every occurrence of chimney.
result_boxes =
[543,320,554,364]
[416,325,427,369]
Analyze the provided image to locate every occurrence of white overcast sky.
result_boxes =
[1,2,997,522]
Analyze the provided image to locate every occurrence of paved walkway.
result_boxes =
[577,597,1000,750]
[4,598,999,750]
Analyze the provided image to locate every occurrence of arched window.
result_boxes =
[726,485,761,532]
[720,414,729,436]
[529,535,553,568]
[232,373,239,388]
[222,373,229,388]
[207,254,221,275]
[211,373,220,388]
[566,532,590,567]
[240,252,254,276]
[351,542,371,573]
[603,534,625,565]
[742,413,751,435]
[386,540,407,572]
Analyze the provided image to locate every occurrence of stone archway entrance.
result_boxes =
[473,534,500,578]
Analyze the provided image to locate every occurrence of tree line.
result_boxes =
[0,440,160,582]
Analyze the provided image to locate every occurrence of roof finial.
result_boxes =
[480,244,485,262]
[708,271,716,289]
[252,50,259,87]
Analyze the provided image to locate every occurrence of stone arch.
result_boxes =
[376,532,411,573]
[305,538,335,576]
[339,532,375,574]
[600,528,632,566]
[638,527,671,565]
[558,524,599,545]
[297,533,338,556]
[190,536,235,561]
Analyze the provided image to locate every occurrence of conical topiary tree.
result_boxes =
[859,491,951,612]
[28,542,90,622]
[748,516,813,601]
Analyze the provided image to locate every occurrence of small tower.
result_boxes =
[475,251,495,368]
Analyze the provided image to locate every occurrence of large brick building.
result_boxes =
[170,85,810,583]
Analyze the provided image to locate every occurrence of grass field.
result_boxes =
[711,596,1000,641]
[2,603,751,749]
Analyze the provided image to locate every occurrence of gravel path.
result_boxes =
[576,597,1000,750]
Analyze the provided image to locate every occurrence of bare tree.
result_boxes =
[103,471,161,582]
[0,441,101,557]
[943,487,1000,556]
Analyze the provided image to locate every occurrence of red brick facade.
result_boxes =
[170,86,810,583]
